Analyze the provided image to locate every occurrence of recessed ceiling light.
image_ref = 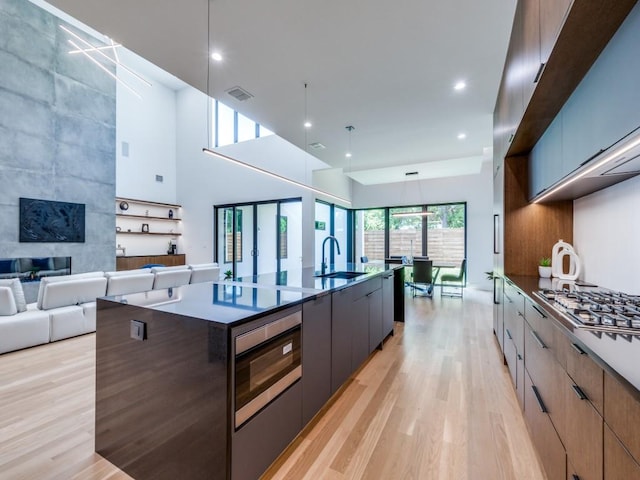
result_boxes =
[454,81,466,91]
[211,52,223,62]
[457,133,467,140]
[345,152,352,158]
[304,121,312,128]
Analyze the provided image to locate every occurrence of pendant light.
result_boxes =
[201,2,350,205]
[391,172,433,217]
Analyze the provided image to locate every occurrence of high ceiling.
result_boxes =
[45,0,516,184]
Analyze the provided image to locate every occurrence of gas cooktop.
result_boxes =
[535,288,640,337]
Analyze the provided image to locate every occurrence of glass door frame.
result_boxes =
[214,197,302,279]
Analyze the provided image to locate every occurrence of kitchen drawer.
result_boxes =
[563,371,603,480]
[560,335,604,416]
[504,335,518,389]
[525,298,564,365]
[504,281,525,316]
[524,371,567,480]
[524,321,566,441]
[351,277,381,300]
[604,372,640,465]
[604,424,640,479]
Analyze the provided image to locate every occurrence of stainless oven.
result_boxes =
[234,309,302,428]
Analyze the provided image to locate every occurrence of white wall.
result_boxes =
[116,66,177,204]
[175,88,332,267]
[573,175,640,294]
[352,162,494,289]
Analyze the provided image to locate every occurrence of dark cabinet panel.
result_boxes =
[382,273,394,339]
[539,0,571,62]
[562,337,604,416]
[302,295,332,425]
[351,296,369,372]
[368,288,383,352]
[331,288,353,393]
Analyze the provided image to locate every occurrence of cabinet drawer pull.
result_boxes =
[517,353,523,361]
[531,305,547,318]
[571,343,586,355]
[530,330,547,349]
[506,328,513,340]
[517,311,524,317]
[531,385,548,413]
[572,384,588,401]
[534,62,546,83]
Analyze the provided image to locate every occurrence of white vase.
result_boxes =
[538,266,552,278]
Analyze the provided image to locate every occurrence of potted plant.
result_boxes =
[224,269,233,280]
[538,257,552,278]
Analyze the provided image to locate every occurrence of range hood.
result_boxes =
[533,126,640,203]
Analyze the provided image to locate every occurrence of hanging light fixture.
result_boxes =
[201,9,350,205]
[345,125,354,159]
[391,172,433,217]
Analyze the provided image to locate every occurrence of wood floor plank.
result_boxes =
[0,288,546,480]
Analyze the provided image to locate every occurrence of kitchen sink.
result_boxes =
[316,271,367,279]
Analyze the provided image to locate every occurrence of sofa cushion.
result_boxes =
[36,271,104,308]
[188,264,221,284]
[152,268,192,289]
[0,287,18,316]
[105,271,154,296]
[0,309,50,354]
[38,277,107,310]
[49,305,91,342]
[0,278,27,312]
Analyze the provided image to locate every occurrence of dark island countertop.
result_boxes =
[100,263,401,327]
[505,274,640,395]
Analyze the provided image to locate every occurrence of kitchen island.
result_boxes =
[95,264,402,480]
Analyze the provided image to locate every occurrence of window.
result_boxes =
[355,209,386,263]
[224,208,242,263]
[388,207,424,259]
[279,216,288,259]
[426,203,466,265]
[211,99,274,147]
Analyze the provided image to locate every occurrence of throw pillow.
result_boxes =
[0,278,27,312]
[0,287,18,316]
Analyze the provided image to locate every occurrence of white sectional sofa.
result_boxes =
[0,264,223,354]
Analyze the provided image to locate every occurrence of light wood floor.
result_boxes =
[0,289,546,480]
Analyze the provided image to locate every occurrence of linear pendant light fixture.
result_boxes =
[391,171,433,217]
[202,148,351,204]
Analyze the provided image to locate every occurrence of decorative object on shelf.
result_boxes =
[141,223,149,233]
[127,228,131,232]
[116,226,121,232]
[551,239,581,280]
[116,245,126,256]
[167,241,177,255]
[119,201,129,211]
[168,209,174,219]
[538,257,552,278]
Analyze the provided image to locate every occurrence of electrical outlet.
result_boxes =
[130,320,147,341]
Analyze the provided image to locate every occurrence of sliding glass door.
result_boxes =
[216,198,301,279]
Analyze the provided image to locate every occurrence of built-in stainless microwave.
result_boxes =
[233,309,302,428]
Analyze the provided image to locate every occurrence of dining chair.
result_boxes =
[440,258,466,298]
[411,259,439,298]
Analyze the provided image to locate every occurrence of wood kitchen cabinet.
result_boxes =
[604,372,640,466]
[563,369,603,480]
[604,425,640,480]
[524,370,567,480]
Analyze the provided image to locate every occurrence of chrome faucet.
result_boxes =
[321,235,341,276]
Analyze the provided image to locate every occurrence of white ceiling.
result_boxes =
[44,0,516,185]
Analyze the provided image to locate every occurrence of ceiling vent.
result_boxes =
[226,86,253,101]
[309,142,326,150]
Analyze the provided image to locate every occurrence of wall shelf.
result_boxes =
[116,231,182,236]
[116,197,181,209]
[116,213,182,221]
